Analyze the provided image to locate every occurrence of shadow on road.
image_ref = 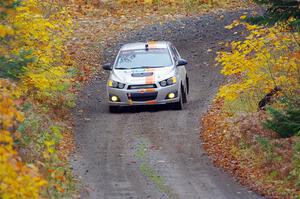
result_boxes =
[112,104,181,114]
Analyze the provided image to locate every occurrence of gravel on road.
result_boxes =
[71,10,262,199]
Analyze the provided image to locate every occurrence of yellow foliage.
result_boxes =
[0,80,24,129]
[216,21,300,110]
[21,65,68,94]
[0,24,14,37]
[0,80,46,199]
[1,0,73,97]
[117,0,214,6]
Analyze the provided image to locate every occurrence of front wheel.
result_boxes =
[172,92,183,110]
[182,86,188,104]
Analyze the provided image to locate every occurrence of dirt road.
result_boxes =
[71,10,261,199]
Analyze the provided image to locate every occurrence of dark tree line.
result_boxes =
[252,0,300,28]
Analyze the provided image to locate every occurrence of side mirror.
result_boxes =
[102,63,112,71]
[177,59,188,66]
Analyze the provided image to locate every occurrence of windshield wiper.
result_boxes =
[129,66,165,69]
[114,67,129,70]
[129,66,150,69]
[115,66,166,70]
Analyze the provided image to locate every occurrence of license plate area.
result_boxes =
[128,92,158,102]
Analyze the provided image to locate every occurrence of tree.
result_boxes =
[0,80,46,199]
[216,20,300,113]
[251,0,300,28]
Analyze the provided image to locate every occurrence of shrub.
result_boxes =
[0,79,46,199]
[1,0,76,197]
[216,20,300,114]
[250,0,300,29]
[264,98,300,138]
[0,0,73,100]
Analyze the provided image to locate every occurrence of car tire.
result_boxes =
[182,86,188,104]
[109,106,119,113]
[173,92,183,110]
[186,76,189,94]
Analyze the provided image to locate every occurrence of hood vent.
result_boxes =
[131,72,153,77]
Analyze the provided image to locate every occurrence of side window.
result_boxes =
[173,47,180,59]
[170,46,179,61]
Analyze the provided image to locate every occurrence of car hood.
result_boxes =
[110,67,175,85]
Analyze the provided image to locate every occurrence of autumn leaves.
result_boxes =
[217,19,299,111]
[0,0,74,198]
[202,12,300,197]
[217,18,300,103]
[0,80,47,198]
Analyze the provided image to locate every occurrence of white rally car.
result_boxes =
[103,41,189,112]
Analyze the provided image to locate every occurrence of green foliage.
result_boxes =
[0,50,35,79]
[254,0,299,16]
[289,141,300,188]
[256,136,274,161]
[16,107,75,197]
[250,0,300,29]
[263,98,300,138]
[0,0,21,19]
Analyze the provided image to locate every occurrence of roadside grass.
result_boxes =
[134,141,172,197]
[140,163,172,196]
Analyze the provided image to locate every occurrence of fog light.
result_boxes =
[111,96,119,102]
[167,93,176,99]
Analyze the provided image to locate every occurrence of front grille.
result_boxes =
[128,84,157,90]
[129,92,158,102]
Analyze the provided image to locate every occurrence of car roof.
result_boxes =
[120,41,170,51]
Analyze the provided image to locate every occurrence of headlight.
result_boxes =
[108,80,125,89]
[159,76,177,87]
[160,80,167,87]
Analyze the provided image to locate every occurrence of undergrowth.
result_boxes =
[202,4,300,197]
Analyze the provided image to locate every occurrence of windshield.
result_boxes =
[115,48,172,69]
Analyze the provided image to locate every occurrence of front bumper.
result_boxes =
[107,83,180,106]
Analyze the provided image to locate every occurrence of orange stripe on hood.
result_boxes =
[147,41,158,48]
[145,68,155,84]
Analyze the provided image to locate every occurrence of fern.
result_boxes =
[263,99,300,138]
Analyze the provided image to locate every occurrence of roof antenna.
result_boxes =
[145,43,149,51]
